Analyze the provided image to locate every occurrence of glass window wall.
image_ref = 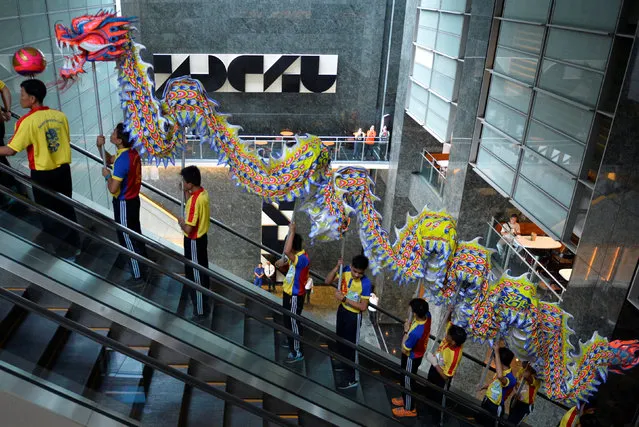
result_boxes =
[408,0,468,143]
[474,0,621,239]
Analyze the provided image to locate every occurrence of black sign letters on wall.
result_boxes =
[153,54,338,94]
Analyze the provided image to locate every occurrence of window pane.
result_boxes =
[420,10,439,28]
[20,14,49,44]
[426,109,449,140]
[538,59,603,106]
[485,99,527,141]
[416,26,437,49]
[476,148,515,194]
[408,85,428,122]
[413,48,434,86]
[413,63,432,87]
[433,54,457,79]
[479,126,520,167]
[494,46,538,84]
[513,178,568,237]
[502,0,551,23]
[438,14,463,36]
[441,0,466,12]
[431,70,455,99]
[488,75,531,113]
[520,150,575,206]
[435,32,462,57]
[532,92,594,143]
[18,0,47,14]
[525,121,585,175]
[552,0,621,33]
[545,29,612,71]
[498,22,544,55]
[0,0,18,19]
[421,0,440,8]
[428,93,450,117]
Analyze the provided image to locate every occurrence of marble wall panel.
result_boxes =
[123,0,403,134]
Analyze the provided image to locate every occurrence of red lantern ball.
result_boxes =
[12,47,47,77]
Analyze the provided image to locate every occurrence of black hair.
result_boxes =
[21,79,47,104]
[499,347,515,367]
[351,254,369,270]
[448,325,467,347]
[409,298,429,318]
[115,122,133,148]
[292,233,303,251]
[510,214,519,221]
[180,165,201,186]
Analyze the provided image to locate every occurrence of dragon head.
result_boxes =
[608,340,639,374]
[54,10,134,80]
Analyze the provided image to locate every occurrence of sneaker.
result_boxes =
[124,276,145,290]
[337,380,359,390]
[191,313,209,323]
[285,352,304,363]
[391,397,405,407]
[392,407,417,418]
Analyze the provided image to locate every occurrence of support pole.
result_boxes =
[477,348,495,393]
[91,62,106,169]
[430,284,462,355]
[180,127,187,214]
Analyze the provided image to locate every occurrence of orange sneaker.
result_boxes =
[392,407,417,418]
[391,397,405,406]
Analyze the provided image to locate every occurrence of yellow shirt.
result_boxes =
[339,266,372,313]
[8,106,71,171]
[515,368,541,404]
[184,188,210,239]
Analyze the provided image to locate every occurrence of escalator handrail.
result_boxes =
[0,172,504,425]
[0,287,295,427]
[0,361,139,427]
[68,142,404,324]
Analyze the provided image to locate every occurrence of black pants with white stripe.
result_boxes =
[336,304,362,383]
[113,197,147,279]
[401,354,423,411]
[184,234,210,316]
[283,293,304,355]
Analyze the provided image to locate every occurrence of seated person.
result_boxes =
[497,214,521,255]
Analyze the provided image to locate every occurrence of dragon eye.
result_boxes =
[110,26,119,32]
[109,46,116,51]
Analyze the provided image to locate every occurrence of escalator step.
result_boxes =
[359,372,393,418]
[224,400,264,427]
[139,368,186,426]
[45,330,108,395]
[1,312,61,372]
[97,349,148,413]
[244,317,275,361]
[211,303,245,346]
[298,412,334,427]
[301,347,335,389]
[183,385,226,426]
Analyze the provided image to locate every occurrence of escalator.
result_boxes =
[0,162,497,426]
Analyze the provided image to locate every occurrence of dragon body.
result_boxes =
[55,10,638,407]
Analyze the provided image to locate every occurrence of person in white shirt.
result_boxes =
[497,214,521,255]
[368,286,378,326]
[263,260,276,292]
[304,276,314,304]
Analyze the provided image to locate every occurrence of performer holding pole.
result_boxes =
[181,127,188,213]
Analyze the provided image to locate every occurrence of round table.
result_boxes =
[558,268,572,281]
[515,235,562,250]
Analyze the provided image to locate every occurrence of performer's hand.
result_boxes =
[426,353,437,366]
[101,167,111,178]
[335,290,344,302]
[289,221,296,231]
[178,217,185,228]
[96,135,106,148]
[336,258,343,269]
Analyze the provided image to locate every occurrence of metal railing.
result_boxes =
[0,167,504,426]
[181,134,390,163]
[419,149,447,196]
[486,217,567,301]
[0,287,294,427]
